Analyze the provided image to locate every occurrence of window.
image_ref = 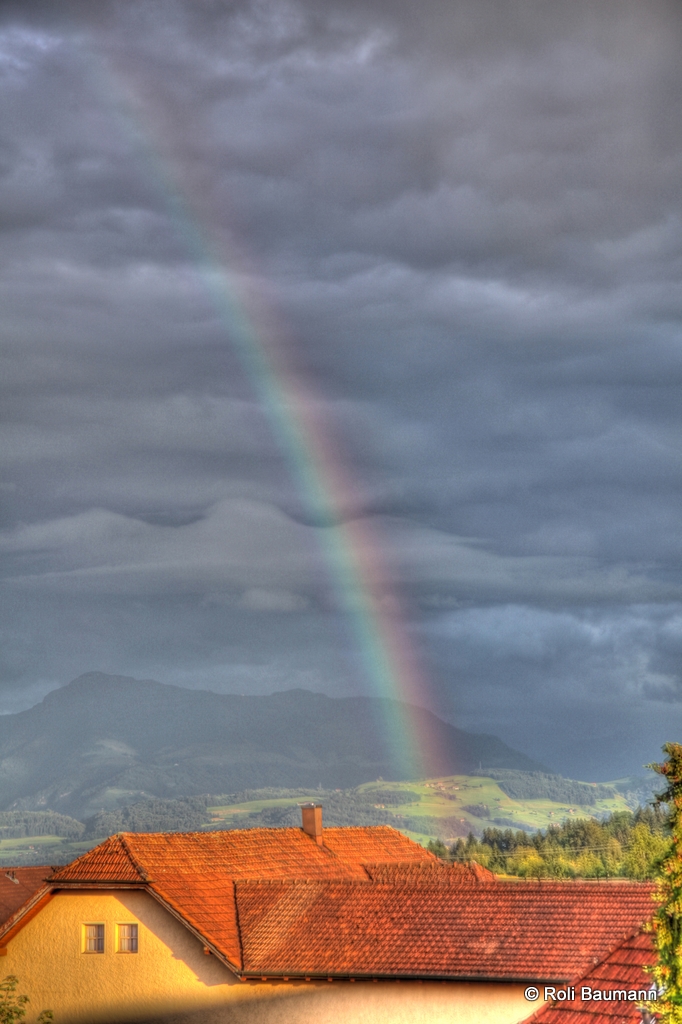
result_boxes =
[83,924,105,953]
[117,923,138,953]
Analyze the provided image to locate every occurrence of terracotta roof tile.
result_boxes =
[523,931,657,1022]
[363,860,495,883]
[52,827,432,888]
[321,827,436,872]
[149,876,242,967]
[124,828,370,881]
[236,880,655,981]
[47,826,434,967]
[0,867,51,927]
[49,835,144,884]
[43,828,655,987]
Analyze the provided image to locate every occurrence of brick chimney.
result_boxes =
[301,803,323,846]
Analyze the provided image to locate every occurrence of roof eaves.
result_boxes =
[0,886,54,948]
[49,880,146,890]
[238,969,578,984]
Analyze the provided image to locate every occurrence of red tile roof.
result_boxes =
[49,826,433,887]
[363,860,496,883]
[47,826,436,969]
[522,930,657,1022]
[18,830,656,986]
[48,834,145,884]
[0,867,51,927]
[321,827,435,871]
[235,879,655,981]
[150,875,242,964]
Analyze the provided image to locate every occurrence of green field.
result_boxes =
[0,773,641,865]
[0,836,95,866]
[207,774,633,842]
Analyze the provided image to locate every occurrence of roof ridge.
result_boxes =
[117,833,150,883]
[231,877,244,972]
[236,877,371,888]
[235,875,493,889]
[47,833,146,884]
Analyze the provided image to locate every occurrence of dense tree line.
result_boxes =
[217,787,420,807]
[428,806,669,879]
[474,769,615,806]
[0,811,84,840]
[216,788,329,804]
[1,789,424,844]
[83,797,209,837]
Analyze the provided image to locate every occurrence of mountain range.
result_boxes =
[1,673,546,818]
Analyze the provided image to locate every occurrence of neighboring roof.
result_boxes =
[49,826,434,887]
[0,868,51,927]
[319,827,436,870]
[235,879,655,981]
[363,860,496,883]
[523,930,657,1023]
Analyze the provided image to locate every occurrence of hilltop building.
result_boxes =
[0,806,657,1024]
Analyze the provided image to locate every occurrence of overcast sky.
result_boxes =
[1,0,682,779]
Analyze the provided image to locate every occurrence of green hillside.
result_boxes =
[207,773,633,842]
[0,674,545,819]
[0,772,649,866]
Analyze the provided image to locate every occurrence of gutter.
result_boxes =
[238,970,576,984]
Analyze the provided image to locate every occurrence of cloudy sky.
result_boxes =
[1,0,682,779]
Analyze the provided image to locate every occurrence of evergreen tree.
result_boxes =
[647,742,682,1023]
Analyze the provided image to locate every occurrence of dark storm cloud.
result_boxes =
[423,603,682,779]
[1,0,681,776]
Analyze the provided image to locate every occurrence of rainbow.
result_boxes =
[76,41,450,782]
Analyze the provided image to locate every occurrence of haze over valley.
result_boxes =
[0,673,544,820]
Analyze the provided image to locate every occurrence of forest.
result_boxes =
[428,806,669,879]
[474,769,616,806]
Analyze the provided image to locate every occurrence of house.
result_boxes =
[0,806,656,1024]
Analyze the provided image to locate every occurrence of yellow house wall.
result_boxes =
[1,890,542,1024]
[138,981,541,1024]
[2,890,249,1024]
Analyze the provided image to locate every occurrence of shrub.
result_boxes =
[0,975,53,1024]
[647,742,682,1023]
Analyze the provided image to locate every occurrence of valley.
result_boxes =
[0,770,644,866]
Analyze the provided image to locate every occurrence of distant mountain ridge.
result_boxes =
[0,672,547,818]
